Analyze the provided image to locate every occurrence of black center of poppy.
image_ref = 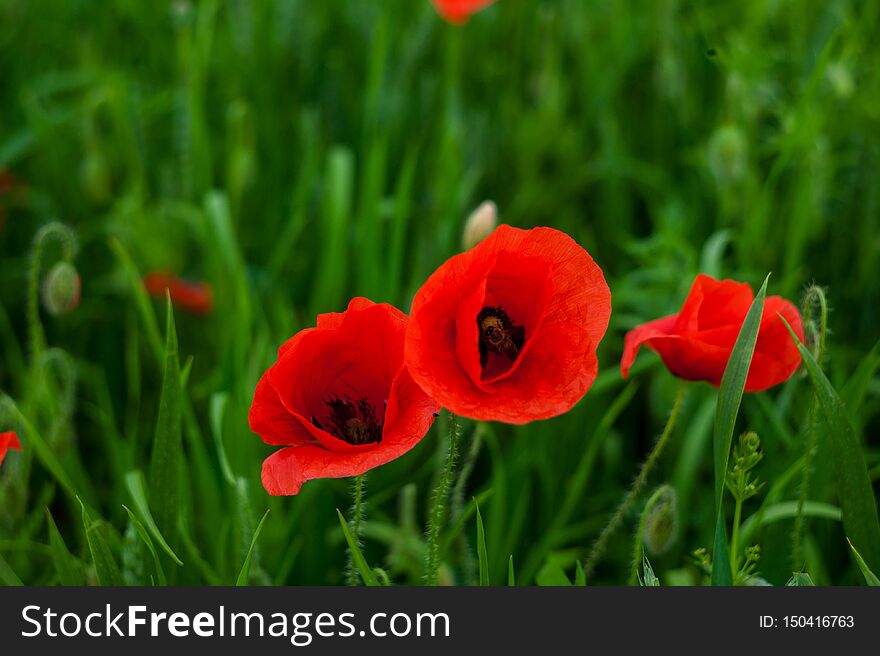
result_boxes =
[314,395,383,446]
[477,305,526,368]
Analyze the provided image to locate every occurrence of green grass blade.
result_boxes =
[740,501,841,545]
[108,237,163,360]
[847,539,880,586]
[786,572,815,586]
[336,509,378,587]
[124,470,184,565]
[2,397,81,503]
[508,555,515,586]
[80,498,123,586]
[148,296,183,542]
[711,275,768,585]
[0,553,23,586]
[122,505,167,585]
[782,317,880,573]
[236,509,270,586]
[209,392,235,485]
[574,561,586,586]
[45,508,83,586]
[475,499,489,586]
[535,561,572,586]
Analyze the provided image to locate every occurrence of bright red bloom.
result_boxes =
[431,0,497,24]
[405,224,611,423]
[621,274,804,392]
[249,298,440,496]
[143,271,213,315]
[0,431,22,467]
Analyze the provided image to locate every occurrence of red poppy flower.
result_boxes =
[405,224,611,424]
[621,274,804,392]
[431,0,497,24]
[249,298,440,496]
[0,431,22,468]
[143,271,213,315]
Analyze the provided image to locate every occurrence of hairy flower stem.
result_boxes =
[27,222,78,361]
[730,495,744,580]
[792,285,827,569]
[345,473,367,586]
[451,423,483,583]
[424,412,460,585]
[585,382,686,581]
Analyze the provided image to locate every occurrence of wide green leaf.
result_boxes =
[535,561,572,586]
[148,297,183,542]
[782,317,880,573]
[335,509,378,587]
[711,275,768,585]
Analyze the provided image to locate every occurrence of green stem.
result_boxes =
[27,222,78,360]
[584,381,686,581]
[792,398,817,568]
[345,473,366,586]
[424,411,460,585]
[730,495,743,582]
[451,423,483,583]
[630,515,647,586]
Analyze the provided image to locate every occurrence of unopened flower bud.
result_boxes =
[462,201,498,250]
[41,261,81,316]
[707,124,747,185]
[643,485,678,556]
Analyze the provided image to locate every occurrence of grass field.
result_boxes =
[1,0,879,586]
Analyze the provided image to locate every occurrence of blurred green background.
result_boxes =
[1,0,879,586]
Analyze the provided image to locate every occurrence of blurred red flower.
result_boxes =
[0,169,26,233]
[249,298,439,496]
[143,271,213,315]
[621,274,804,392]
[405,224,611,423]
[431,0,496,24]
[0,431,22,467]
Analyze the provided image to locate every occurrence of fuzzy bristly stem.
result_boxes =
[424,411,460,585]
[792,399,817,568]
[345,473,367,586]
[585,381,686,581]
[451,423,483,583]
[792,285,827,571]
[730,494,744,581]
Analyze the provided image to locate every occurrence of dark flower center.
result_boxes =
[314,395,383,446]
[477,305,525,369]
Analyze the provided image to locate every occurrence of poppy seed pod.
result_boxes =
[462,201,498,250]
[41,261,81,316]
[642,485,678,556]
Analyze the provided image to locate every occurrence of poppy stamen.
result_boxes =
[477,305,525,368]
[319,395,383,446]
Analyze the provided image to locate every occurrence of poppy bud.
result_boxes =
[41,261,81,316]
[642,485,677,556]
[461,201,498,250]
[707,124,747,185]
